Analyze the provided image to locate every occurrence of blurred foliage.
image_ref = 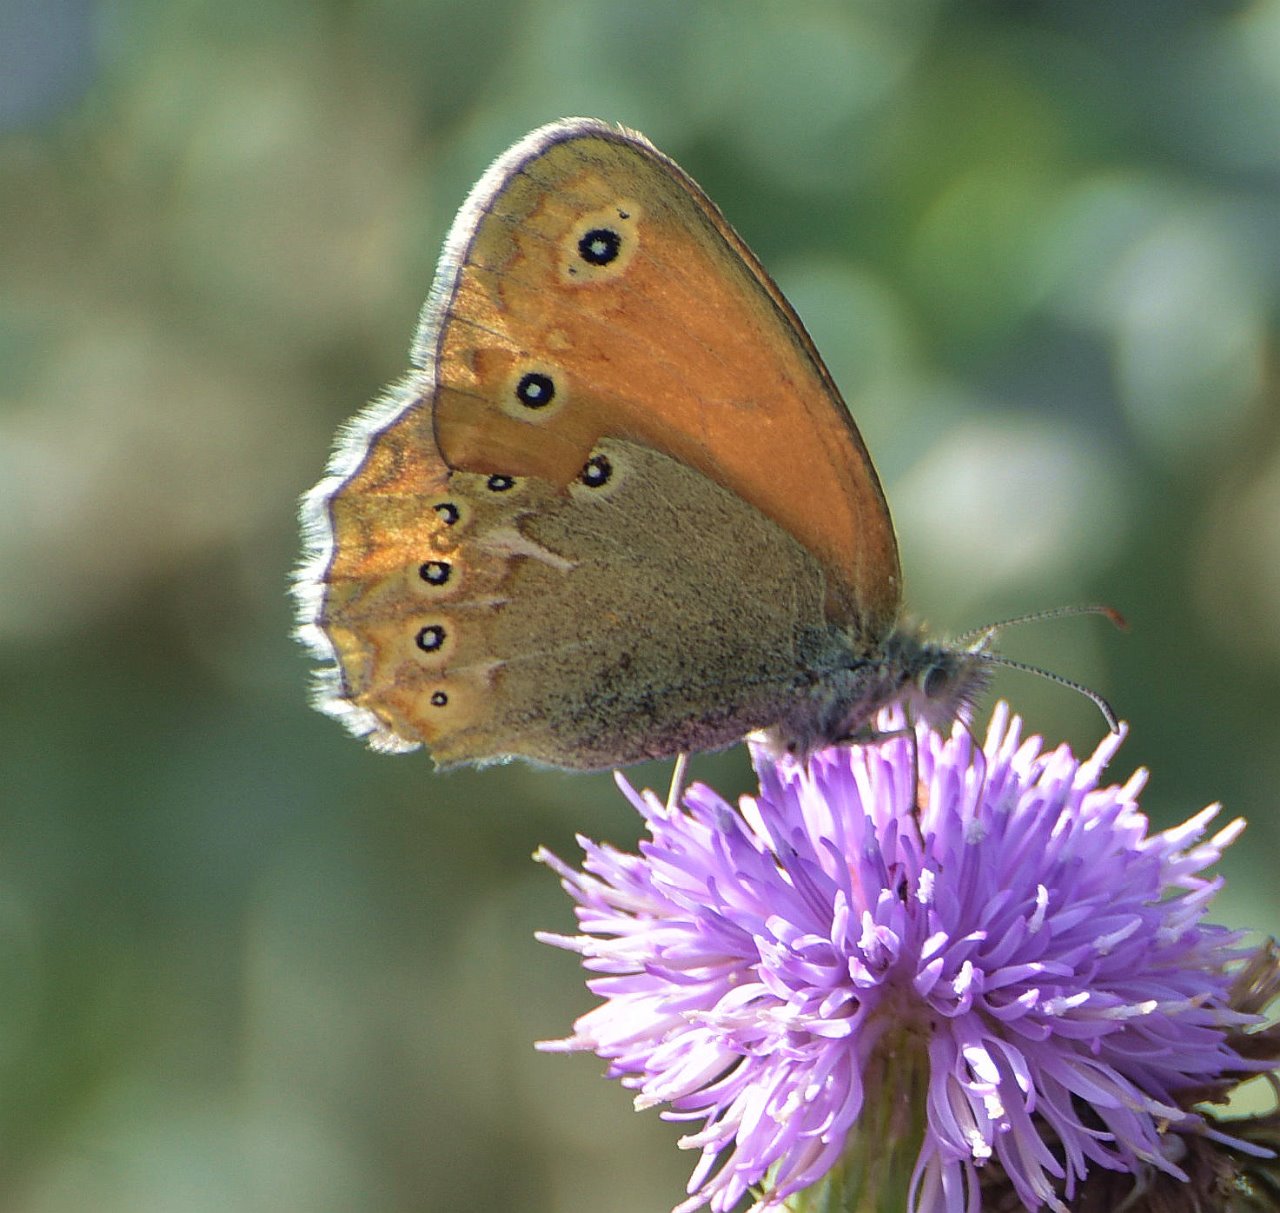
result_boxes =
[1,0,1278,1209]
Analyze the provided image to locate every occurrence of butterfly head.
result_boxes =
[890,625,995,733]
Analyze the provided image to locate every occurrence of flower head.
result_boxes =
[537,706,1261,1213]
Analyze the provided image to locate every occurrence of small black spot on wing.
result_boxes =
[580,453,613,488]
[577,227,621,267]
[416,624,446,653]
[419,560,452,585]
[515,371,555,409]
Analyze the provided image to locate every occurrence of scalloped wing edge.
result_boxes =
[292,119,631,752]
[293,375,425,752]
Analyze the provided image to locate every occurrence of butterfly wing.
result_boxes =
[428,118,900,626]
[296,119,900,765]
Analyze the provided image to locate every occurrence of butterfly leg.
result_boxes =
[666,752,690,811]
[910,724,922,816]
[955,715,988,817]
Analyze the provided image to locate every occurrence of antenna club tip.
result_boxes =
[1099,606,1128,632]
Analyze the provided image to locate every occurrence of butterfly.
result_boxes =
[294,118,1117,771]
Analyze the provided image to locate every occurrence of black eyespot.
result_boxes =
[429,690,448,707]
[416,624,446,653]
[433,502,460,526]
[578,227,621,266]
[486,474,516,492]
[419,560,451,585]
[580,453,613,488]
[515,371,555,409]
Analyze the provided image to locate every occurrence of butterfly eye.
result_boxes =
[577,227,621,267]
[920,664,949,700]
[580,454,613,488]
[419,560,451,586]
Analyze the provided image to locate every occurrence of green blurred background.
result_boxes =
[2,1,1278,1209]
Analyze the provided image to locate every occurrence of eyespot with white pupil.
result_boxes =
[486,474,516,492]
[429,690,448,707]
[416,624,446,653]
[562,202,640,285]
[578,227,621,266]
[580,454,613,488]
[419,560,451,585]
[515,371,555,410]
[433,502,460,526]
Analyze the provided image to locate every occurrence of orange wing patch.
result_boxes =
[425,124,901,636]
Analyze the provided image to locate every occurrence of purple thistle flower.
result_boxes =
[537,705,1262,1213]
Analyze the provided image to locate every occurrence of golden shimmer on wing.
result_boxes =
[318,381,473,746]
[426,126,901,638]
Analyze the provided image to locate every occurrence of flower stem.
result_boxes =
[785,1032,929,1213]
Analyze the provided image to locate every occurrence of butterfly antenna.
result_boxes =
[954,603,1126,645]
[972,651,1120,733]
